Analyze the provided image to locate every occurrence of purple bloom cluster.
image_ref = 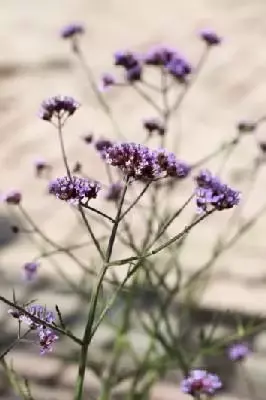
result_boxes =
[114,50,142,83]
[8,304,58,355]
[39,95,80,122]
[2,190,22,205]
[195,170,240,212]
[181,369,222,396]
[227,342,250,362]
[49,176,101,204]
[102,142,190,180]
[23,261,40,282]
[143,118,165,137]
[105,182,123,201]
[99,73,117,91]
[60,23,84,39]
[200,29,222,46]
[94,138,114,153]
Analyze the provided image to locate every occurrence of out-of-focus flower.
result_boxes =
[72,161,82,173]
[156,149,191,178]
[237,120,257,134]
[143,118,165,136]
[227,342,250,362]
[82,133,94,144]
[38,327,59,355]
[181,369,222,396]
[39,95,80,122]
[2,190,22,205]
[23,261,40,282]
[102,142,160,180]
[125,64,142,82]
[105,182,123,201]
[195,170,240,212]
[114,50,139,69]
[166,55,192,82]
[34,158,51,177]
[143,45,177,67]
[99,73,116,91]
[200,29,222,46]
[94,138,114,155]
[49,175,101,204]
[60,23,84,39]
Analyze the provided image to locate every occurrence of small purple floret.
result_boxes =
[228,342,250,362]
[39,95,80,122]
[99,73,116,91]
[38,327,59,355]
[181,369,222,396]
[23,261,40,282]
[2,190,22,205]
[60,23,84,39]
[166,55,192,81]
[143,45,177,67]
[49,176,101,204]
[156,149,191,178]
[200,29,222,46]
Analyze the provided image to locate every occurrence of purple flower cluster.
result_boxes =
[9,304,58,355]
[181,369,222,396]
[60,23,84,39]
[94,138,114,153]
[195,170,240,212]
[39,95,80,122]
[99,73,117,91]
[2,190,22,205]
[114,50,142,83]
[102,142,190,180]
[23,261,40,282]
[200,29,222,46]
[49,176,101,204]
[227,342,250,362]
[143,118,165,137]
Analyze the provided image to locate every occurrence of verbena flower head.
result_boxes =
[143,45,177,67]
[102,142,160,180]
[143,118,165,137]
[105,182,123,201]
[200,29,222,46]
[49,176,101,204]
[227,342,250,362]
[125,64,142,82]
[195,170,240,212]
[237,120,257,134]
[82,133,94,144]
[166,55,192,81]
[39,95,80,122]
[23,261,39,282]
[38,327,59,355]
[181,369,222,396]
[60,23,84,39]
[156,149,191,178]
[15,304,55,329]
[2,190,22,205]
[114,50,139,69]
[99,73,116,91]
[94,138,114,156]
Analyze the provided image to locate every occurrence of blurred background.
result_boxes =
[1,0,266,399]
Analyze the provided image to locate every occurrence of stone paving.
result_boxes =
[2,0,266,399]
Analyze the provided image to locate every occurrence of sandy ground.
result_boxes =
[1,0,266,398]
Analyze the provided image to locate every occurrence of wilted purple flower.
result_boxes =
[200,29,222,46]
[23,261,40,282]
[102,142,159,180]
[94,138,114,153]
[195,170,240,212]
[15,304,55,329]
[166,55,192,81]
[227,342,250,362]
[143,118,165,136]
[156,149,191,178]
[2,190,22,205]
[38,327,59,355]
[181,369,222,396]
[99,73,116,91]
[114,50,139,69]
[125,64,142,82]
[82,133,94,144]
[39,95,80,122]
[237,120,257,134]
[143,45,177,67]
[105,182,123,201]
[34,158,51,177]
[60,23,84,39]
[49,175,101,204]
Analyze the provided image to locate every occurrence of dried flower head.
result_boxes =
[2,190,22,205]
[156,149,191,178]
[181,369,222,396]
[99,73,116,91]
[102,142,160,180]
[105,182,123,201]
[195,170,240,212]
[200,29,222,46]
[94,138,114,154]
[49,175,101,204]
[39,95,80,122]
[23,261,40,282]
[227,342,250,362]
[143,118,165,136]
[60,23,84,39]
[38,327,59,355]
